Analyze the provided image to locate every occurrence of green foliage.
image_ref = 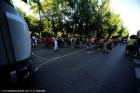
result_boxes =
[19,0,129,38]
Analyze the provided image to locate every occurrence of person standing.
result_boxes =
[61,37,64,48]
[58,37,62,48]
[137,30,140,50]
[125,35,137,56]
[53,36,58,51]
[75,37,80,48]
[103,39,108,53]
[137,30,140,44]
[45,36,49,48]
[91,37,95,47]
[65,37,70,48]
[31,36,38,50]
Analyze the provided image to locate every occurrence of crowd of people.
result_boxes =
[31,36,80,50]
[30,30,140,57]
[31,35,126,54]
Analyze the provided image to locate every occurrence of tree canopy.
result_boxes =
[18,0,129,38]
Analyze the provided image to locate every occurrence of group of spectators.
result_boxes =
[31,30,140,57]
[31,36,85,50]
[93,37,125,53]
[31,35,125,54]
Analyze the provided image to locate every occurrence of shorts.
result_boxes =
[133,45,139,51]
[137,39,140,45]
[126,45,133,51]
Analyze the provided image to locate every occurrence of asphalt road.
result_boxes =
[5,45,138,93]
[21,44,137,93]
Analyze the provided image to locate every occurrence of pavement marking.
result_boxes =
[34,64,43,72]
[33,48,89,63]
[47,48,89,62]
[34,67,39,72]
[37,57,48,64]
[87,51,95,53]
[33,54,49,61]
[33,58,45,72]
[32,47,93,72]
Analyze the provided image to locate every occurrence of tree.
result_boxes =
[20,0,129,38]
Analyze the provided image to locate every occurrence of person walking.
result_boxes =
[75,37,80,48]
[125,35,137,56]
[137,30,140,54]
[31,36,38,50]
[91,37,95,48]
[53,36,58,51]
[137,30,140,45]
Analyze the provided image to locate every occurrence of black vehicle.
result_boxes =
[0,0,31,86]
